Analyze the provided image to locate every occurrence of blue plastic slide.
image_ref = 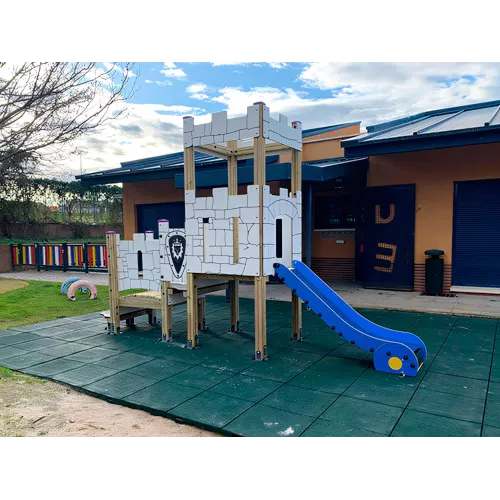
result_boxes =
[274,260,427,377]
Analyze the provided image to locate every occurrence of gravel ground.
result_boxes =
[0,369,219,437]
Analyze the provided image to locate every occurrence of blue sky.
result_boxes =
[74,62,500,176]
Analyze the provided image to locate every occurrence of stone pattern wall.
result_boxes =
[117,232,161,291]
[183,185,302,278]
[183,105,302,151]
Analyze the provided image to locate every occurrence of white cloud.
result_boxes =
[268,62,289,69]
[186,83,207,93]
[146,80,173,87]
[190,93,209,100]
[160,62,186,79]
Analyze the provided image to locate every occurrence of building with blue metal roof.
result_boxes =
[341,99,500,294]
[78,99,500,294]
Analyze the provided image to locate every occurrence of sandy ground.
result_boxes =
[0,278,28,294]
[0,370,219,437]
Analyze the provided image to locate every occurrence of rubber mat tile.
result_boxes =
[77,334,120,347]
[218,332,254,343]
[0,346,28,361]
[124,381,203,412]
[127,358,192,380]
[160,346,206,365]
[11,338,66,352]
[391,409,481,437]
[486,381,500,401]
[242,361,312,383]
[329,344,373,362]
[284,334,341,354]
[64,347,119,363]
[52,364,120,387]
[411,314,456,330]
[167,365,233,390]
[129,342,178,358]
[96,352,154,371]
[442,335,494,354]
[84,371,156,399]
[302,418,385,437]
[224,403,314,437]
[288,368,359,395]
[51,328,107,342]
[261,384,337,418]
[430,351,491,380]
[1,351,56,370]
[409,388,484,423]
[344,373,418,408]
[454,316,498,332]
[310,355,370,375]
[209,374,282,402]
[420,372,488,400]
[321,396,403,435]
[0,332,43,346]
[200,352,256,373]
[481,425,500,437]
[24,359,85,377]
[37,342,91,358]
[483,399,500,428]
[170,391,254,430]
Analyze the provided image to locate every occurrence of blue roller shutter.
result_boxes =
[453,179,500,287]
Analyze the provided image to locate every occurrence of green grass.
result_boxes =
[0,279,143,330]
[0,366,13,378]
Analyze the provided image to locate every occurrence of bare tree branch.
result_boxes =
[0,62,137,168]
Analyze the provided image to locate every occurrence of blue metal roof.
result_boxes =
[342,100,500,157]
[78,147,367,187]
[174,156,368,188]
[302,122,361,138]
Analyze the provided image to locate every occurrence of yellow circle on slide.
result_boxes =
[388,357,403,371]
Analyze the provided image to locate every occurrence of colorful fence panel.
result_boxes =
[10,242,108,273]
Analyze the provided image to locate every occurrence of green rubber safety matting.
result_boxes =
[1,295,499,437]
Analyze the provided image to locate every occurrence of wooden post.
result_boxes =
[184,129,197,347]
[106,232,121,334]
[161,280,172,342]
[198,297,206,331]
[186,273,198,348]
[291,121,303,341]
[184,145,195,191]
[253,102,267,360]
[228,139,240,333]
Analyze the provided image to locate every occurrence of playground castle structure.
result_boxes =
[105,102,303,360]
[104,103,428,376]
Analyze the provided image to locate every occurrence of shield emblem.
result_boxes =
[167,231,187,279]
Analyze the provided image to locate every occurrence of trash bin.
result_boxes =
[425,249,445,294]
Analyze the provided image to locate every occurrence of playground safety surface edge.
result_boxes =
[1,295,500,437]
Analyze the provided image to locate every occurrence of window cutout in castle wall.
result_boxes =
[375,204,395,224]
[374,243,397,273]
[137,250,143,278]
[276,218,283,258]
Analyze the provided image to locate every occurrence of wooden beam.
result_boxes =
[106,232,121,334]
[254,275,267,360]
[194,144,231,159]
[186,273,198,348]
[161,281,172,342]
[183,282,228,297]
[184,146,195,191]
[232,143,291,158]
[291,148,302,196]
[233,217,239,264]
[227,140,238,195]
[253,103,267,360]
